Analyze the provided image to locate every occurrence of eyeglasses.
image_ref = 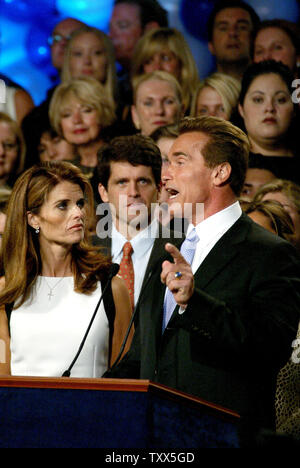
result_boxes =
[48,34,71,46]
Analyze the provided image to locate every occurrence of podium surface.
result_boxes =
[0,376,240,448]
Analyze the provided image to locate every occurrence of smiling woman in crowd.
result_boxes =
[49,77,116,200]
[62,25,118,106]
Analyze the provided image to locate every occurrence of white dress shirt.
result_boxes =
[188,201,242,273]
[111,219,159,305]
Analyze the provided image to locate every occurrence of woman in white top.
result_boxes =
[0,161,132,377]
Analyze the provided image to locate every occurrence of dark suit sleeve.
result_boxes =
[174,241,300,371]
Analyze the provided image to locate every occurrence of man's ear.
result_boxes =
[208,41,216,56]
[131,105,140,130]
[27,211,39,230]
[98,183,109,203]
[212,162,232,187]
[144,21,160,33]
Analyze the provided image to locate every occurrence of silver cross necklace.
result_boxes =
[44,277,65,301]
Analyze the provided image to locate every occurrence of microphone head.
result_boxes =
[109,263,120,278]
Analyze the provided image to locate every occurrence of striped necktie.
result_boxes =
[119,241,134,309]
[162,228,199,331]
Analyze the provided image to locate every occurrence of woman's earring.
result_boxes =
[35,227,40,234]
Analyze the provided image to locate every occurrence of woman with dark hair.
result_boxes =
[238,60,300,185]
[253,19,300,76]
[0,161,132,377]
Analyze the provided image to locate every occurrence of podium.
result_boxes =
[0,376,240,448]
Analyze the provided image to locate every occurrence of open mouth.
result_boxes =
[166,188,179,199]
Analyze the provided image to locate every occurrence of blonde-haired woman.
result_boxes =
[0,161,132,377]
[61,25,118,105]
[253,178,300,252]
[0,112,26,188]
[131,27,199,113]
[131,71,183,136]
[49,77,116,199]
[190,72,241,120]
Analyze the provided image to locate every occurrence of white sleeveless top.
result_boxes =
[10,277,110,378]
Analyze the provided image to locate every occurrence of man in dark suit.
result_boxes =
[105,116,300,445]
[94,134,183,308]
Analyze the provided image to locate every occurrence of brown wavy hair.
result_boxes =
[0,161,111,308]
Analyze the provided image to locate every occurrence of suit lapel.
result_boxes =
[193,214,250,290]
[140,225,184,291]
[165,214,251,329]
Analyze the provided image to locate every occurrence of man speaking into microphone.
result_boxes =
[105,117,300,445]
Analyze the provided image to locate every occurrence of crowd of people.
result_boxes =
[1,0,300,447]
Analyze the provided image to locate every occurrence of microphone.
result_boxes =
[61,263,120,377]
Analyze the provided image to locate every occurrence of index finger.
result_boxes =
[165,243,187,265]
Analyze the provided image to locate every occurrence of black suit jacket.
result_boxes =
[106,214,300,441]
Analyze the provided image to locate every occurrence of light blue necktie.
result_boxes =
[162,228,199,331]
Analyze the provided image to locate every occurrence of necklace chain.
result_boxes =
[43,277,65,301]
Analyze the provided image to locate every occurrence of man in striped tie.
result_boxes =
[95,134,183,310]
[105,116,300,446]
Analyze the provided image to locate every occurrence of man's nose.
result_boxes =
[128,181,140,197]
[227,24,239,37]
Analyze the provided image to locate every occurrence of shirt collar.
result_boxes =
[188,201,242,242]
[112,219,159,258]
